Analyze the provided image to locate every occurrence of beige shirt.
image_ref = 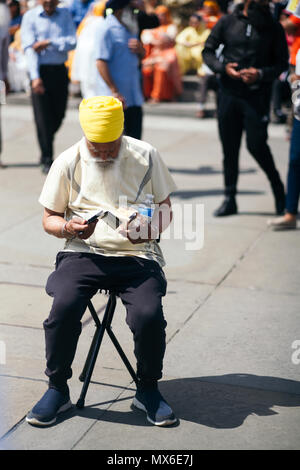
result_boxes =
[39,136,177,267]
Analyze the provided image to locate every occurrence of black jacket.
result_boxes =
[202,4,289,96]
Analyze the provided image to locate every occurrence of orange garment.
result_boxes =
[202,13,222,29]
[141,9,182,102]
[290,15,300,66]
[198,1,222,29]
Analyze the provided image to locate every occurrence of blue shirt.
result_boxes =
[69,0,94,28]
[21,6,76,80]
[95,14,144,108]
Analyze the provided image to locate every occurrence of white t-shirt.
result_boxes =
[39,136,177,267]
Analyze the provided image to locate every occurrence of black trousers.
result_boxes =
[31,64,69,164]
[124,106,143,140]
[217,90,283,196]
[44,252,167,391]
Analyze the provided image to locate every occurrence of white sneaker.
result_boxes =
[267,216,297,230]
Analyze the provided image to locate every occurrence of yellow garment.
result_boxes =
[79,96,124,143]
[175,26,211,75]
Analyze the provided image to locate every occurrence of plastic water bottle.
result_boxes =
[138,194,155,220]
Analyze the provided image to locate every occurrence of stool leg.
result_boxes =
[106,327,138,385]
[76,295,115,409]
[79,301,102,382]
[103,294,138,385]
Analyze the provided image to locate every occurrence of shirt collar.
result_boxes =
[107,13,125,29]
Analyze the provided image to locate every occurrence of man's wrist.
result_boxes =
[111,87,119,95]
[61,221,73,239]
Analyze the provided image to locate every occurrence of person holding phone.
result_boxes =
[26,96,178,428]
[202,0,289,217]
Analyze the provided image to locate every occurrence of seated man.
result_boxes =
[26,96,178,428]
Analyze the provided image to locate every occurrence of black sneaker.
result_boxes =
[273,110,287,124]
[132,386,177,426]
[213,196,238,217]
[271,180,285,215]
[26,388,72,427]
[40,159,53,175]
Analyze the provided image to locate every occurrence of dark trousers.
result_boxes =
[44,252,167,391]
[286,118,300,214]
[31,64,69,164]
[124,106,143,140]
[217,90,283,196]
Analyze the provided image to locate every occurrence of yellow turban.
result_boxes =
[79,96,124,143]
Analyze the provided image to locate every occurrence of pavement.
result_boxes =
[0,93,300,451]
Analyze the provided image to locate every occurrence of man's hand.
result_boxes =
[225,62,241,80]
[240,67,260,85]
[31,78,45,94]
[128,38,145,58]
[64,216,98,240]
[112,91,127,108]
[118,213,158,244]
[96,59,127,108]
[33,40,50,53]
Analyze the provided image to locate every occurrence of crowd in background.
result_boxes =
[2,0,299,123]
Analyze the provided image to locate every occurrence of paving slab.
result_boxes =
[163,286,300,387]
[222,229,300,295]
[162,223,261,285]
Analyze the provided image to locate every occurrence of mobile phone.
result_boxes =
[86,210,105,224]
[101,211,121,230]
[78,211,105,235]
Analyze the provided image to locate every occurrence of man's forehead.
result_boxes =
[87,137,121,148]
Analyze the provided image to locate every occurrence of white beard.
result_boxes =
[88,157,122,206]
[121,7,139,35]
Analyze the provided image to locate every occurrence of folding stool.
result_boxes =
[76,291,138,409]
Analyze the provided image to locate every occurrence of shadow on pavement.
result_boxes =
[173,189,265,199]
[3,163,40,168]
[168,166,257,176]
[59,373,300,429]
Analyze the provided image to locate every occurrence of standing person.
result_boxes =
[21,0,76,174]
[71,1,106,98]
[25,95,178,428]
[203,0,289,216]
[7,0,23,43]
[95,0,145,140]
[268,49,300,230]
[0,0,10,169]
